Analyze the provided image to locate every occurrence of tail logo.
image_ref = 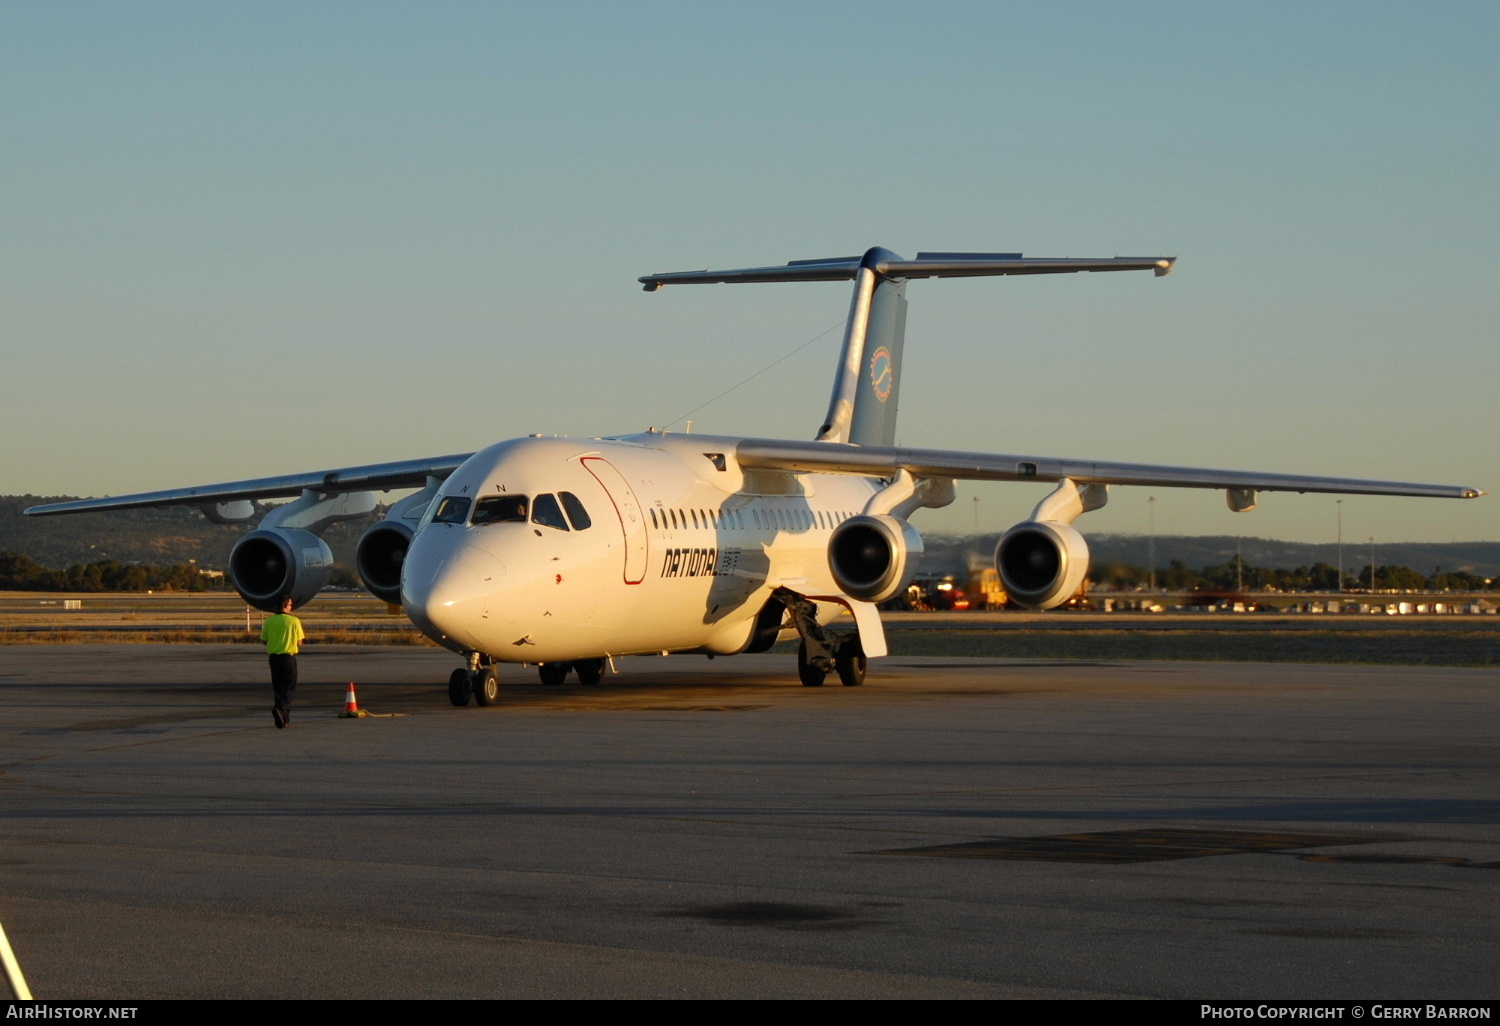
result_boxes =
[869,347,894,402]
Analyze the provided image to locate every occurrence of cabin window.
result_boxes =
[532,493,570,531]
[649,508,659,529]
[471,494,528,525]
[432,496,472,524]
[559,492,591,530]
[691,509,700,530]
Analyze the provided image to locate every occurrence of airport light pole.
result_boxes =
[973,494,979,530]
[1336,500,1343,593]
[1147,496,1156,593]
[1369,537,1376,592]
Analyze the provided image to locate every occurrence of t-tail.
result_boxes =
[639,247,1175,446]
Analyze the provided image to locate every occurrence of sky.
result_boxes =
[2,1,1495,545]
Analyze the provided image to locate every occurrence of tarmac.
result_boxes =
[1,644,1495,999]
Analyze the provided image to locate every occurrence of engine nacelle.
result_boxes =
[996,520,1090,610]
[228,528,333,612]
[828,514,924,604]
[355,521,414,605]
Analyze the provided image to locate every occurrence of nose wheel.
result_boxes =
[473,666,500,705]
[448,667,473,706]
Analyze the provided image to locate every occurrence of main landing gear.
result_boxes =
[774,586,867,688]
[796,635,866,687]
[537,658,605,686]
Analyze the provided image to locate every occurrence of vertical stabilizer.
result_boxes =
[815,247,909,446]
[847,275,907,447]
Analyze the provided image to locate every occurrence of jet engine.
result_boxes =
[228,528,334,612]
[995,520,1090,610]
[355,521,413,605]
[828,514,924,603]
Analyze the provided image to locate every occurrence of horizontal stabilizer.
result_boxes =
[640,252,1174,290]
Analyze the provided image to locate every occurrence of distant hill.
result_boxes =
[1,496,379,570]
[921,533,1500,579]
[4,496,1496,579]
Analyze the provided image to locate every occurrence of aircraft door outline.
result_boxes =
[580,456,649,584]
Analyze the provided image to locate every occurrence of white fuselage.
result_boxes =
[400,432,879,662]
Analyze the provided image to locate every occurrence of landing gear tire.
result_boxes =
[835,638,866,687]
[473,666,500,706]
[797,642,827,687]
[574,658,605,686]
[538,662,572,686]
[448,667,473,707]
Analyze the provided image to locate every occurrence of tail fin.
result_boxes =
[639,248,1175,446]
[824,250,909,446]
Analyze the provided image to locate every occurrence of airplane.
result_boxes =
[26,247,1486,705]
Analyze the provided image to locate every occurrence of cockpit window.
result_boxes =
[531,493,569,531]
[559,492,592,530]
[471,494,529,525]
[432,496,472,524]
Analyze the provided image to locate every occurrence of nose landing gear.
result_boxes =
[450,654,501,706]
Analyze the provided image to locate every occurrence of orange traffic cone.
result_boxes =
[340,682,367,718]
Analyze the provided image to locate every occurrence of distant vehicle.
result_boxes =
[27,247,1486,701]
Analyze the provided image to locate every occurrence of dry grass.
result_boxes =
[0,628,439,647]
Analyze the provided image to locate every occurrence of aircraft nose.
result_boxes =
[402,535,505,647]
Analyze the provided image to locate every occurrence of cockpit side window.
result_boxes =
[559,492,592,530]
[432,496,472,524]
[531,493,570,531]
[471,494,529,525]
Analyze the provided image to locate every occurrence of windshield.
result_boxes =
[531,493,569,531]
[471,494,529,525]
[432,496,471,524]
[559,491,591,530]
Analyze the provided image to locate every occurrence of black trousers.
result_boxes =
[269,654,298,714]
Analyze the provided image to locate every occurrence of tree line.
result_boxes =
[0,551,215,593]
[1089,557,1491,593]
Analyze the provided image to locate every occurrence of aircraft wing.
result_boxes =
[736,438,1485,501]
[23,453,474,517]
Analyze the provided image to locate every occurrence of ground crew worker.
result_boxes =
[260,596,305,729]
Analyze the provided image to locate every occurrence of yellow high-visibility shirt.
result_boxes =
[260,613,305,655]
